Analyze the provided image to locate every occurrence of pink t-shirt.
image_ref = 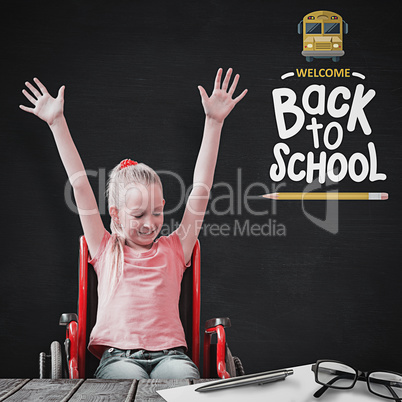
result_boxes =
[87,229,191,359]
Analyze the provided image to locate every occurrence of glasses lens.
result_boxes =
[368,372,402,400]
[316,362,357,389]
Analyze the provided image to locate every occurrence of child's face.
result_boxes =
[115,183,165,248]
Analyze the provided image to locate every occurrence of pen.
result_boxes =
[195,369,294,392]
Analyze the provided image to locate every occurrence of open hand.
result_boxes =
[198,68,247,124]
[20,78,65,126]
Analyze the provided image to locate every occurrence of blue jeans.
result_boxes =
[94,347,200,380]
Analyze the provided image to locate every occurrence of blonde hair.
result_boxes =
[101,161,163,295]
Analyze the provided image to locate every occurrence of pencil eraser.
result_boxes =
[381,193,388,200]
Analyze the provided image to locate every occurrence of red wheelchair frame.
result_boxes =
[55,236,243,379]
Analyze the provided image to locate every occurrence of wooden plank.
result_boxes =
[3,379,83,402]
[0,379,31,401]
[134,379,190,402]
[68,379,136,402]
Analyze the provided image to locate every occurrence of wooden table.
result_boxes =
[0,378,212,401]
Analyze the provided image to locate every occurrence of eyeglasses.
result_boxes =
[311,360,402,401]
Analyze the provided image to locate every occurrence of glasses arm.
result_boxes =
[313,384,330,398]
[313,373,356,398]
[387,386,399,402]
[369,377,401,402]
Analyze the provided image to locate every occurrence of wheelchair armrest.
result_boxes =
[205,317,231,330]
[58,313,79,379]
[203,317,232,379]
[59,313,78,326]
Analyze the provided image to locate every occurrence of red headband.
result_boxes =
[119,159,138,170]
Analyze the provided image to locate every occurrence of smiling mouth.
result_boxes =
[139,230,155,235]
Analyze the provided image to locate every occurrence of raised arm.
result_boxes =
[20,78,105,257]
[176,68,247,264]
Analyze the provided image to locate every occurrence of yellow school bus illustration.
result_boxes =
[298,11,348,62]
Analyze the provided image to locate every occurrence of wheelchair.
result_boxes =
[39,236,244,379]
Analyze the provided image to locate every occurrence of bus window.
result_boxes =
[306,23,321,34]
[324,23,340,34]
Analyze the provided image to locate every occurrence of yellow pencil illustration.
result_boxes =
[261,192,388,200]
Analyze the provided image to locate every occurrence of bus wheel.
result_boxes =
[332,57,340,62]
[306,56,313,62]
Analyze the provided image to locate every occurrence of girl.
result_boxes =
[20,68,247,379]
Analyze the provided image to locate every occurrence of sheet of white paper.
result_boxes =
[157,364,385,402]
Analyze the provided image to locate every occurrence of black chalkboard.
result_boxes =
[1,0,401,378]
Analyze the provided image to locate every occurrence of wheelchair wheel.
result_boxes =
[233,355,245,376]
[50,341,63,379]
[224,345,237,377]
[208,344,245,378]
